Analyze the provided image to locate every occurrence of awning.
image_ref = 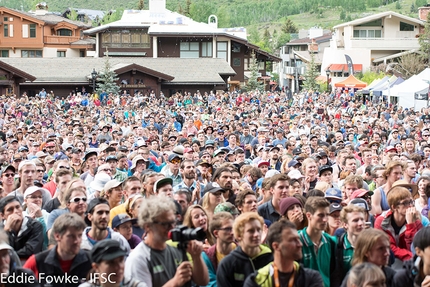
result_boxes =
[327,64,363,72]
[334,75,367,88]
[373,49,417,63]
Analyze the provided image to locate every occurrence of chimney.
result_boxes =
[35,2,48,15]
[418,4,430,21]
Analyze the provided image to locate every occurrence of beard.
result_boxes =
[184,172,195,179]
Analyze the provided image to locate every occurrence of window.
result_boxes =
[3,24,8,37]
[233,58,241,67]
[3,17,8,22]
[57,51,66,57]
[101,29,150,48]
[180,42,199,58]
[29,24,36,38]
[80,50,85,57]
[22,24,28,38]
[201,42,212,57]
[217,41,227,61]
[353,29,381,38]
[57,29,72,36]
[21,50,42,58]
[0,50,9,57]
[400,22,414,31]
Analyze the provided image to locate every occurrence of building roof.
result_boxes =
[293,50,323,64]
[62,8,106,21]
[0,57,235,85]
[287,33,332,45]
[333,11,424,29]
[5,7,91,28]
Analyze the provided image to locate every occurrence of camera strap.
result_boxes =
[273,262,296,287]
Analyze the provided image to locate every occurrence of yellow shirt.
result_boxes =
[216,243,237,263]
[109,202,127,226]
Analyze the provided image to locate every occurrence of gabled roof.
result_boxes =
[293,50,323,64]
[287,33,332,46]
[112,63,174,81]
[0,60,36,81]
[333,11,424,29]
[2,7,91,28]
[0,57,235,85]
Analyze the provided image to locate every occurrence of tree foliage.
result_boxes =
[302,53,319,91]
[96,53,120,95]
[397,53,426,79]
[245,52,265,93]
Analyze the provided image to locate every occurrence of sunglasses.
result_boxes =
[59,166,70,170]
[2,173,14,178]
[69,196,87,203]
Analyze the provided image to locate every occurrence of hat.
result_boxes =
[257,160,270,168]
[205,140,215,147]
[384,146,397,153]
[135,140,147,148]
[389,179,418,198]
[196,159,211,167]
[90,173,111,192]
[257,127,269,132]
[0,242,12,251]
[168,135,177,141]
[18,146,29,152]
[324,187,342,200]
[90,239,127,263]
[112,214,137,229]
[202,182,224,194]
[349,198,370,211]
[292,147,302,155]
[213,148,227,157]
[329,203,343,214]
[269,146,280,152]
[368,141,380,147]
[44,155,55,164]
[351,188,374,199]
[153,177,173,194]
[279,197,302,216]
[18,160,36,172]
[23,186,51,200]
[214,202,239,215]
[318,165,333,176]
[9,138,18,143]
[287,169,304,180]
[288,160,301,168]
[184,147,193,154]
[319,151,328,158]
[45,142,55,147]
[256,146,266,152]
[84,150,98,161]
[265,169,280,178]
[0,165,15,177]
[198,150,210,158]
[104,179,123,192]
[172,145,185,156]
[86,198,110,216]
[62,143,73,151]
[131,155,148,170]
[105,155,118,162]
[12,154,23,161]
[168,154,182,162]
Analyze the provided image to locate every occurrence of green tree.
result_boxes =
[245,52,265,93]
[67,9,79,21]
[302,53,319,91]
[340,10,346,20]
[137,0,144,10]
[359,70,385,85]
[395,1,401,10]
[248,26,260,44]
[419,13,430,64]
[281,18,298,34]
[100,9,123,26]
[96,52,120,95]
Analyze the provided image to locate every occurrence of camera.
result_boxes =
[169,226,206,243]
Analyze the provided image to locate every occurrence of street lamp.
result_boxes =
[325,69,330,93]
[91,68,98,93]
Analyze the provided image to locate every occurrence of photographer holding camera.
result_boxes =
[125,196,209,287]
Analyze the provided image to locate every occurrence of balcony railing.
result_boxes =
[349,37,419,50]
[44,35,80,44]
[284,66,306,75]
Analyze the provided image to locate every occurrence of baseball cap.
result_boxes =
[257,161,270,168]
[288,169,304,180]
[112,214,137,229]
[288,160,301,168]
[325,188,343,201]
[104,179,122,192]
[90,239,128,264]
[318,165,333,176]
[384,146,397,153]
[153,177,173,194]
[202,182,224,194]
[349,198,370,211]
[18,160,36,172]
[350,188,374,199]
[0,165,15,177]
[292,147,302,155]
[214,202,239,215]
[329,203,343,214]
[23,186,50,200]
[168,154,182,162]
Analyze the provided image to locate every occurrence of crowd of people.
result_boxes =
[0,87,429,287]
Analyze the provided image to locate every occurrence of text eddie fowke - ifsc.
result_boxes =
[1,272,119,284]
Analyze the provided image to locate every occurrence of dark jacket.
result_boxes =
[243,262,323,287]
[393,256,423,287]
[28,246,92,287]
[216,244,274,287]
[4,256,40,287]
[5,216,44,260]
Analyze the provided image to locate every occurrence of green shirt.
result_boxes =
[298,227,336,287]
[342,233,354,273]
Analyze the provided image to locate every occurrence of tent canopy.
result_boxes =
[334,75,367,88]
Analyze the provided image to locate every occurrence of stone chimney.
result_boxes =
[418,4,430,21]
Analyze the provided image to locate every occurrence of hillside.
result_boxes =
[2,0,426,34]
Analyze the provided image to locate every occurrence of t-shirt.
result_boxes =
[124,242,184,287]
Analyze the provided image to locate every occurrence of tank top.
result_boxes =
[379,186,390,211]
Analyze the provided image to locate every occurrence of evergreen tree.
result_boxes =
[96,52,120,95]
[281,18,298,34]
[245,52,265,93]
[302,53,319,91]
[137,0,144,10]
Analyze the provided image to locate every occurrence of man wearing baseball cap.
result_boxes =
[112,214,141,250]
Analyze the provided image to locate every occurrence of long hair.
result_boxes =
[352,228,389,266]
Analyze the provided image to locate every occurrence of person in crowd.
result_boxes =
[112,214,141,250]
[0,195,43,263]
[279,196,308,230]
[217,212,273,287]
[201,183,226,220]
[183,204,214,247]
[125,196,209,287]
[44,168,73,212]
[79,239,146,287]
[235,189,258,213]
[100,179,123,210]
[298,196,338,287]
[1,165,16,195]
[346,263,386,287]
[258,173,290,223]
[202,211,235,287]
[109,176,142,225]
[23,213,92,284]
[244,219,323,287]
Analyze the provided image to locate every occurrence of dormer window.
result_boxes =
[57,28,72,36]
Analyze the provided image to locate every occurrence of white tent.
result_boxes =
[389,68,430,109]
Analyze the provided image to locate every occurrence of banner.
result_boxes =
[345,54,354,75]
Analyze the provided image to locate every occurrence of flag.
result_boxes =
[345,54,354,75]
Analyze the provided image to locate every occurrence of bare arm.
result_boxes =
[371,187,382,215]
